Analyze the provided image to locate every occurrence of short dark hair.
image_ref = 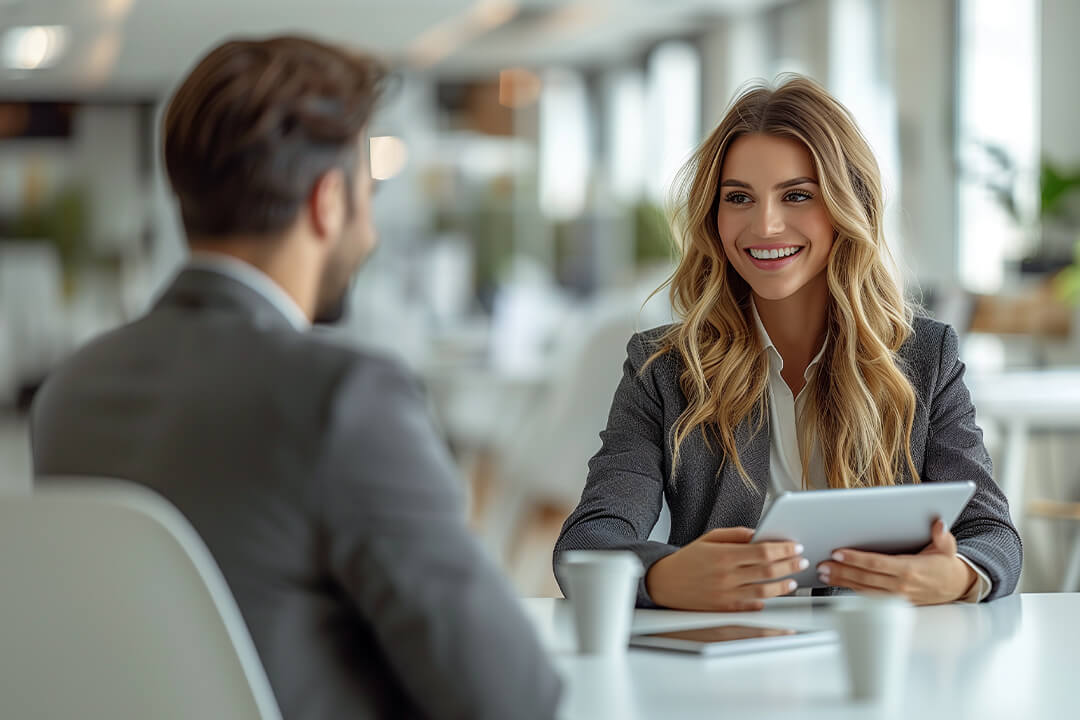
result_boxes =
[163,36,388,238]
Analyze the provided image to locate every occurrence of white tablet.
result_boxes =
[629,623,836,656]
[751,481,976,588]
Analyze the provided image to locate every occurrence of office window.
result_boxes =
[645,41,701,205]
[956,0,1039,292]
[539,68,590,220]
[828,0,902,263]
[605,69,646,204]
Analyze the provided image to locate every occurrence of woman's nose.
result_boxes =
[751,199,786,238]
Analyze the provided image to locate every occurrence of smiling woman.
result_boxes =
[554,74,1022,615]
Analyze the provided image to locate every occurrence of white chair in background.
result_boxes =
[480,292,647,574]
[0,312,17,406]
[1027,499,1080,593]
[0,479,282,720]
[0,243,70,392]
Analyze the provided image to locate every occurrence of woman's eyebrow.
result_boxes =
[774,176,818,189]
[719,177,819,190]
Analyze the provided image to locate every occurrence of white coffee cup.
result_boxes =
[558,550,643,655]
[831,595,915,703]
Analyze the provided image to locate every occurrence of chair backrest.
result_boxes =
[0,479,282,720]
[501,292,643,503]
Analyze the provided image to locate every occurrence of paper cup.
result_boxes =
[558,550,643,655]
[832,595,915,703]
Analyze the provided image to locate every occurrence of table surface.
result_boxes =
[968,368,1080,425]
[522,593,1078,720]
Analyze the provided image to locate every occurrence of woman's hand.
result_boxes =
[817,519,977,605]
[645,527,806,611]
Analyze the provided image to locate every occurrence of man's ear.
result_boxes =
[308,168,347,243]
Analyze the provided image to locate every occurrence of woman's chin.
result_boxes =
[748,283,804,303]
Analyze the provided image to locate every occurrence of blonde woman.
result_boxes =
[554,75,1021,611]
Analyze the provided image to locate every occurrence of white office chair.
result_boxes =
[0,479,282,720]
[479,289,682,583]
[1028,499,1080,593]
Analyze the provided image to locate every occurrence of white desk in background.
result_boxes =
[523,594,1076,720]
[966,368,1080,527]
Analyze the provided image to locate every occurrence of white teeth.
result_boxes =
[748,246,802,260]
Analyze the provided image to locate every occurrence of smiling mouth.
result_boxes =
[745,246,804,261]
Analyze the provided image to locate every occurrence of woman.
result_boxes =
[553,75,1022,611]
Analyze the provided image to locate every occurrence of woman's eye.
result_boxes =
[724,192,752,204]
[785,190,813,202]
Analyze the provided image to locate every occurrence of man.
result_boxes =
[31,36,561,720]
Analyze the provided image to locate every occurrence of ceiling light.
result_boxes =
[408,0,518,69]
[1,26,70,70]
[370,136,409,181]
[100,0,136,20]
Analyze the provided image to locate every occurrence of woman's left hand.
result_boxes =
[817,519,977,605]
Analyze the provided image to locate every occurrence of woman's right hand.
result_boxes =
[645,527,807,611]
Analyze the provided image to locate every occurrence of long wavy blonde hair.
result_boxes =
[651,74,918,490]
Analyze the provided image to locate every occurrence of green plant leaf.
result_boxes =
[1054,266,1080,304]
[1041,160,1080,217]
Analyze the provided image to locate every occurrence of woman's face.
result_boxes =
[716,133,835,302]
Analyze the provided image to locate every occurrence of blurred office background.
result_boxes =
[1,0,1079,597]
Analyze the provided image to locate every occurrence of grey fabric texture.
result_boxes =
[31,268,561,720]
[554,316,1022,607]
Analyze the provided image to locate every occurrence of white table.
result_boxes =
[523,594,1078,719]
[967,368,1080,515]
[967,368,1080,585]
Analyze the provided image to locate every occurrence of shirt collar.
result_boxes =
[750,299,827,381]
[185,251,311,331]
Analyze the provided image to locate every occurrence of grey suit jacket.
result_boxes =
[554,317,1023,607]
[31,269,561,720]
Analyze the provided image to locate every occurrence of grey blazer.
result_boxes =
[31,269,561,720]
[554,316,1022,607]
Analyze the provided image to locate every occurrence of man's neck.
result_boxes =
[188,238,316,322]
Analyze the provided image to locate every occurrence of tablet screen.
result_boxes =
[639,625,799,643]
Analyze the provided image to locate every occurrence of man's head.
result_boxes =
[163,36,388,323]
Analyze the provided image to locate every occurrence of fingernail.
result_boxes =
[831,551,844,562]
[787,580,798,591]
[794,544,805,555]
[798,558,810,570]
[818,569,830,582]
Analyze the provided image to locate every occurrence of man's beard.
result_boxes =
[313,287,349,323]
[313,234,373,325]
[313,277,352,325]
